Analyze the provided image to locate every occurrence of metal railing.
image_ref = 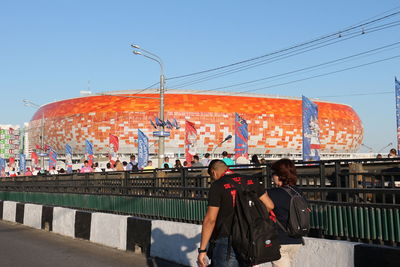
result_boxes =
[0,158,399,246]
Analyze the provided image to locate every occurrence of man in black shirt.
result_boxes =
[197,160,275,267]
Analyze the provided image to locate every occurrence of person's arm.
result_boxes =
[259,192,274,211]
[197,206,219,267]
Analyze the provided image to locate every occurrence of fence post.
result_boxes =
[181,168,188,198]
[262,165,271,188]
[319,162,326,200]
[335,161,341,201]
[124,171,129,195]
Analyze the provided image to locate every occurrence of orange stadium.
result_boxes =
[28,90,363,156]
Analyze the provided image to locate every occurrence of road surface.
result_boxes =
[0,220,182,267]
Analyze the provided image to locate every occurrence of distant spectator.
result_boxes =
[164,163,169,168]
[260,158,267,165]
[32,167,40,176]
[80,160,93,173]
[191,155,203,167]
[388,148,398,158]
[163,157,173,168]
[175,159,183,169]
[201,153,211,167]
[94,162,103,172]
[144,160,155,170]
[105,162,114,172]
[59,168,65,174]
[183,161,188,167]
[126,155,138,171]
[25,167,33,176]
[115,160,124,171]
[49,166,58,175]
[251,154,261,166]
[9,167,17,177]
[222,151,235,166]
[376,154,383,159]
[122,161,128,170]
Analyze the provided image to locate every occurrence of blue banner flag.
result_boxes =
[65,144,73,173]
[85,139,94,165]
[138,129,149,170]
[19,154,26,175]
[396,77,400,153]
[49,147,58,170]
[302,96,321,161]
[235,113,248,160]
[65,144,72,156]
[0,158,6,177]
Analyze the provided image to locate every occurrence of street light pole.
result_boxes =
[23,99,45,170]
[131,45,166,168]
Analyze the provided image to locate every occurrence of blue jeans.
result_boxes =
[211,238,248,267]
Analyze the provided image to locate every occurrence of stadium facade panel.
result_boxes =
[27,90,363,155]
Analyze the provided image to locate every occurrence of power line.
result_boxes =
[168,20,400,89]
[317,91,393,98]
[187,40,400,94]
[167,9,400,81]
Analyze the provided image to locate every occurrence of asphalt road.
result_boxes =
[0,220,183,267]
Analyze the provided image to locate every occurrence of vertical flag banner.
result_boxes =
[234,113,249,160]
[19,153,26,175]
[0,158,5,177]
[49,147,58,170]
[396,77,400,153]
[31,151,39,167]
[109,134,119,152]
[108,134,119,165]
[138,129,149,170]
[85,139,94,165]
[9,157,15,167]
[302,96,321,161]
[185,120,198,165]
[65,144,73,173]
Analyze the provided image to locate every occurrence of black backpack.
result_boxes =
[276,186,311,238]
[227,176,281,265]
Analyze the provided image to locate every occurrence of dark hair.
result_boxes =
[207,159,227,176]
[106,163,111,168]
[251,154,260,166]
[204,153,210,158]
[164,163,169,168]
[271,158,297,186]
[194,155,199,161]
[84,160,88,164]
[123,161,128,166]
[222,151,228,157]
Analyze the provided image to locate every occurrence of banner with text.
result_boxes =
[19,153,26,175]
[234,113,249,160]
[49,147,57,170]
[185,120,198,166]
[302,95,321,161]
[138,129,149,170]
[85,139,94,165]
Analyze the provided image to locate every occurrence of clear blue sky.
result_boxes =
[1,0,399,153]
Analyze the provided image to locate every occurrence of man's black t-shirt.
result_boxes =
[267,186,303,245]
[208,173,265,240]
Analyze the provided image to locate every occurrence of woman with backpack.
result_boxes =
[267,158,305,267]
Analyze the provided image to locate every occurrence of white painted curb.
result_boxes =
[151,220,201,267]
[90,212,128,250]
[2,201,17,222]
[53,207,76,238]
[23,203,42,229]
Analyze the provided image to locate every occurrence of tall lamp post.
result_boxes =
[131,44,166,168]
[23,99,45,169]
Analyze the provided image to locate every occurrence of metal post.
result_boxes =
[40,111,45,170]
[158,74,165,168]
